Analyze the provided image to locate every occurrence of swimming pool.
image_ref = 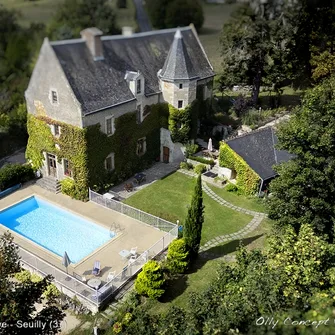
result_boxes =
[0,196,115,263]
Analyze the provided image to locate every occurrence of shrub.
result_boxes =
[60,178,76,197]
[194,164,206,175]
[166,238,189,274]
[117,0,127,8]
[0,164,35,191]
[43,283,60,300]
[184,143,199,158]
[226,183,238,192]
[180,162,193,170]
[189,156,215,166]
[135,260,165,299]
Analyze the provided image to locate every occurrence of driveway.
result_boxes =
[133,0,152,32]
[0,147,26,168]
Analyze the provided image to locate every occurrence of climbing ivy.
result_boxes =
[26,103,169,199]
[219,142,260,195]
[26,114,89,200]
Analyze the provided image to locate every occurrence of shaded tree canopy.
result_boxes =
[0,233,65,335]
[146,0,204,31]
[47,0,120,40]
[268,76,335,240]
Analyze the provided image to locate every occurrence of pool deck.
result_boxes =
[0,182,166,284]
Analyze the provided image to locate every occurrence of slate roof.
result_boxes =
[50,27,214,115]
[226,127,294,180]
[159,30,198,81]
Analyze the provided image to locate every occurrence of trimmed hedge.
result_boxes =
[194,164,207,174]
[189,156,215,166]
[0,164,35,191]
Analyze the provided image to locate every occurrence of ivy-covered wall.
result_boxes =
[26,103,170,199]
[26,100,200,200]
[219,142,260,195]
[168,100,199,143]
[26,114,89,200]
[86,103,169,190]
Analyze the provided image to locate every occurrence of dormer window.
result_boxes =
[137,79,142,94]
[50,90,58,105]
[106,116,115,136]
[54,125,60,136]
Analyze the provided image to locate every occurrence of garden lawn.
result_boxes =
[198,2,238,72]
[207,184,267,213]
[0,0,137,29]
[124,172,252,245]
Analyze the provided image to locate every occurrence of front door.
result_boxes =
[48,154,57,178]
[163,146,170,163]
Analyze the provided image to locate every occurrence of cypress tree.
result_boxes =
[184,174,204,260]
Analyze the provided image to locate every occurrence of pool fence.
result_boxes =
[89,188,177,232]
[18,224,178,313]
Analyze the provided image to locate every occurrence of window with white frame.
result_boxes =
[136,137,146,156]
[50,90,58,104]
[136,104,142,124]
[63,159,73,177]
[106,116,115,135]
[105,153,115,171]
[137,79,141,94]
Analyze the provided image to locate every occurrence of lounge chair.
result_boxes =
[92,260,101,276]
[128,255,137,265]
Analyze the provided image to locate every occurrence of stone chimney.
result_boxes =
[80,28,104,61]
[122,26,133,36]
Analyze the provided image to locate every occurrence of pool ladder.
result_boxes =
[110,222,121,236]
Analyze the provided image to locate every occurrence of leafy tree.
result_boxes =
[135,260,165,299]
[184,174,204,259]
[47,0,120,40]
[220,1,295,105]
[267,224,335,303]
[0,232,65,334]
[268,76,335,240]
[146,0,204,30]
[166,238,189,274]
[165,0,204,30]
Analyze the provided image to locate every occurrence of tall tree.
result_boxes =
[0,232,65,335]
[47,0,120,40]
[268,76,335,240]
[184,174,204,259]
[220,1,294,105]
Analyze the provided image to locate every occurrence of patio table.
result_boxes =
[87,278,101,289]
[119,249,131,258]
[134,173,146,185]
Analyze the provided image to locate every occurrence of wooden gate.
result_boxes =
[163,146,170,163]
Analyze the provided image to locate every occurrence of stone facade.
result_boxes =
[25,39,83,128]
[160,128,185,163]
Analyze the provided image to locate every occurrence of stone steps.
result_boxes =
[36,176,61,193]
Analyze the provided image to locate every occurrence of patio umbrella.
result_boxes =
[208,138,213,152]
[62,251,71,274]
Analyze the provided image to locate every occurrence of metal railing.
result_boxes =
[17,225,178,310]
[18,246,99,308]
[89,189,177,232]
[97,225,178,305]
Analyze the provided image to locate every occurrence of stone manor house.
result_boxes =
[25,25,214,195]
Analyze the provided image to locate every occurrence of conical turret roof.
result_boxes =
[159,29,198,81]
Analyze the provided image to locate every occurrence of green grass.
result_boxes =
[146,217,274,315]
[207,183,267,213]
[0,0,63,27]
[123,172,252,245]
[0,0,137,30]
[198,2,238,72]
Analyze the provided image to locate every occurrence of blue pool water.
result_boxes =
[0,196,114,263]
